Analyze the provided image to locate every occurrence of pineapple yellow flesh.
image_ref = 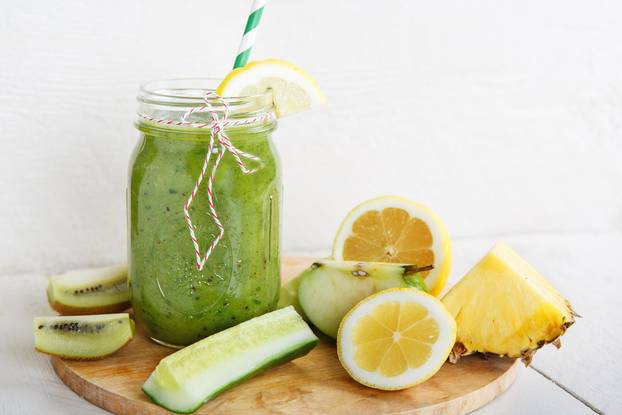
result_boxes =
[442,243,576,363]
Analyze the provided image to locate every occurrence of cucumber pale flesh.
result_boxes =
[142,306,318,414]
[47,264,130,315]
[298,260,429,338]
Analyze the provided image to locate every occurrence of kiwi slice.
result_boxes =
[34,313,135,360]
[47,264,130,315]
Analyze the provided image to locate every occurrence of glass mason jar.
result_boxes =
[128,79,281,347]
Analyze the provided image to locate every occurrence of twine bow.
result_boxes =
[182,92,262,271]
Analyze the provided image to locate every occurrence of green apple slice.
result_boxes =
[277,274,306,317]
[298,260,430,338]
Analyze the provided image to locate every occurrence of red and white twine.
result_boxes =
[139,92,272,271]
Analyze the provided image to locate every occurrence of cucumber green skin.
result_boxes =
[143,337,319,414]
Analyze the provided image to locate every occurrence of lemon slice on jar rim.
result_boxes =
[216,58,325,118]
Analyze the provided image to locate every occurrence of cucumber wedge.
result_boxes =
[298,260,430,338]
[34,313,134,360]
[47,264,130,315]
[143,306,318,414]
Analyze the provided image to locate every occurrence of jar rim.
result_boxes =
[137,78,276,131]
[138,78,273,108]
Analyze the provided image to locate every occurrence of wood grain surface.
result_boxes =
[50,257,519,414]
[4,245,598,415]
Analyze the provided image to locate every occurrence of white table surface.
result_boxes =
[2,232,617,414]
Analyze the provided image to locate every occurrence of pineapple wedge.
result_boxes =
[442,243,577,365]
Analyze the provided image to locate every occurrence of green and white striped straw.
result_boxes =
[233,0,266,69]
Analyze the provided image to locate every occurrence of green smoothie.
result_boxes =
[129,114,281,346]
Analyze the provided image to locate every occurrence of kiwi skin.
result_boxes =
[48,300,131,316]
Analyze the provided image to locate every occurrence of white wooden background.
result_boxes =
[1,0,621,413]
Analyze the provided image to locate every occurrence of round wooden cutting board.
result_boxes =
[51,257,520,415]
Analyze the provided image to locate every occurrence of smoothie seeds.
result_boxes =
[140,92,268,271]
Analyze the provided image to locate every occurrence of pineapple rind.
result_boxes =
[442,243,575,361]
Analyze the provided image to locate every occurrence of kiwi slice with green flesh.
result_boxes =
[34,313,135,360]
[47,264,130,315]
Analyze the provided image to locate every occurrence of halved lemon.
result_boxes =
[216,59,325,117]
[333,196,451,296]
[337,288,456,390]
